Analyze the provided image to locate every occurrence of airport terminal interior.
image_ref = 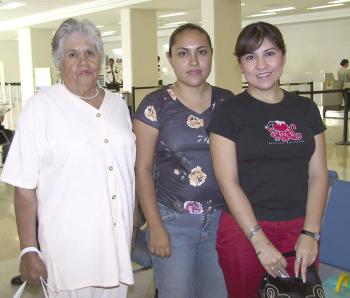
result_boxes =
[1,0,350,297]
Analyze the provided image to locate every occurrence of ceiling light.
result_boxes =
[247,12,277,17]
[159,24,180,29]
[96,25,104,28]
[262,7,296,13]
[158,12,187,18]
[0,2,26,9]
[307,3,344,9]
[164,21,187,26]
[241,3,246,6]
[328,0,350,3]
[101,31,116,36]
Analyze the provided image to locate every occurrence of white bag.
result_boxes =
[13,277,49,298]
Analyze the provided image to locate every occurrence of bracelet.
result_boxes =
[301,229,320,241]
[248,224,262,240]
[20,247,42,258]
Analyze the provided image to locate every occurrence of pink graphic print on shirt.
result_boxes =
[265,120,303,143]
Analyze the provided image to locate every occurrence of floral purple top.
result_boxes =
[134,85,233,213]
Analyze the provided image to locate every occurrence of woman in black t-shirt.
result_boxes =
[208,22,327,298]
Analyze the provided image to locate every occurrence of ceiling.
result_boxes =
[0,0,349,42]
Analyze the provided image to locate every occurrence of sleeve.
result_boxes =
[308,100,326,135]
[207,99,237,142]
[212,87,234,104]
[223,89,235,98]
[1,99,44,189]
[133,91,162,130]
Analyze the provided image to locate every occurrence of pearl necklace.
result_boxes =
[81,88,99,100]
[63,83,99,100]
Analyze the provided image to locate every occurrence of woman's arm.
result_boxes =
[209,133,287,277]
[14,187,47,285]
[133,119,171,257]
[294,133,328,281]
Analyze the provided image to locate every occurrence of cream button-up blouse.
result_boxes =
[1,84,135,291]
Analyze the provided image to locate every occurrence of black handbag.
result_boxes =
[258,251,325,298]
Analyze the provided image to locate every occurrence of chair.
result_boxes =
[131,227,152,271]
[328,170,339,188]
[319,179,350,272]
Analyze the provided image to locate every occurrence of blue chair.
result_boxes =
[327,170,339,187]
[319,179,350,272]
[131,227,152,271]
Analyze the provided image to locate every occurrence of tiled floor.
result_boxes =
[0,117,349,297]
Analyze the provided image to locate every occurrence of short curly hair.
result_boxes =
[51,18,105,70]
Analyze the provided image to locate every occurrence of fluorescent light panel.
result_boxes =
[101,31,116,36]
[164,21,187,26]
[307,3,344,9]
[247,12,276,17]
[159,24,180,29]
[329,0,350,3]
[0,2,26,9]
[158,12,187,18]
[262,7,296,13]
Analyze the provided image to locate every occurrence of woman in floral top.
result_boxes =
[133,23,233,298]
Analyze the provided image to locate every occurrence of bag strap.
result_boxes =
[282,251,296,258]
[40,277,49,298]
[12,277,49,298]
[12,281,27,298]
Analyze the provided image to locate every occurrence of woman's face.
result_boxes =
[240,38,285,93]
[167,30,212,88]
[61,32,100,92]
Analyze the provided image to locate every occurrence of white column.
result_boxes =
[121,8,158,95]
[18,28,34,106]
[17,28,55,106]
[201,0,242,94]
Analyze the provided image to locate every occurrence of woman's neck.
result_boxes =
[172,81,212,114]
[174,81,210,103]
[247,85,284,104]
[63,81,97,99]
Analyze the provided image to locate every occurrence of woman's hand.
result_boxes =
[148,225,171,258]
[20,252,47,285]
[253,234,288,278]
[294,234,318,282]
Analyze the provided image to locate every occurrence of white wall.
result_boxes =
[106,37,173,85]
[157,18,350,86]
[278,18,350,83]
[157,36,174,85]
[1,17,350,86]
[0,41,19,82]
[104,41,122,64]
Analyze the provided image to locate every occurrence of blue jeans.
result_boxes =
[147,204,227,298]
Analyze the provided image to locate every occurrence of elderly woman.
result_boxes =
[1,18,135,297]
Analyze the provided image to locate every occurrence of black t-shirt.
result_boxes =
[134,85,234,213]
[208,90,326,221]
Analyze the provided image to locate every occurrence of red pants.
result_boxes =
[216,211,305,298]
